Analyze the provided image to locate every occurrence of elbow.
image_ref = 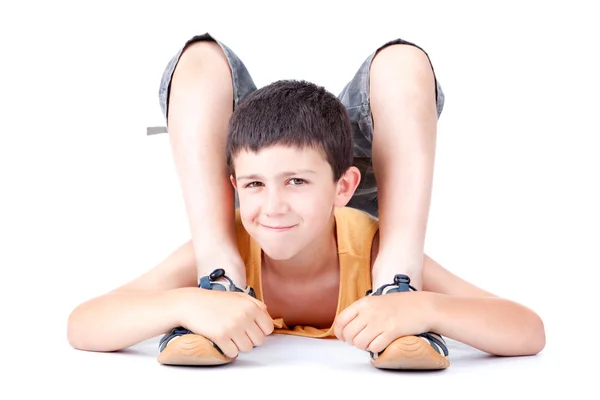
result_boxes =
[524,313,546,356]
[484,307,546,357]
[67,302,127,353]
[67,305,106,352]
[66,307,88,351]
[500,312,546,357]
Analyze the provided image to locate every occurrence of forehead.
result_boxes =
[233,145,329,172]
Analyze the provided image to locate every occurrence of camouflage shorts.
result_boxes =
[150,33,445,218]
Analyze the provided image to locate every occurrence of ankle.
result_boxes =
[196,256,247,287]
[371,274,420,294]
[199,267,247,290]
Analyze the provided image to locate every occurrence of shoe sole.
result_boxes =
[370,335,450,370]
[157,334,234,366]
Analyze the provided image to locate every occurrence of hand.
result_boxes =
[333,291,436,354]
[173,288,274,358]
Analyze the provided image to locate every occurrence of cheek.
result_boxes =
[293,187,336,216]
[237,192,261,220]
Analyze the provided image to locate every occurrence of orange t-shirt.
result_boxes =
[234,206,379,338]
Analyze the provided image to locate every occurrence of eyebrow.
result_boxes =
[236,169,317,181]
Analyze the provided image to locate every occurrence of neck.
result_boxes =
[262,214,338,283]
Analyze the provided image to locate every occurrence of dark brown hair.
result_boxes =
[226,79,353,181]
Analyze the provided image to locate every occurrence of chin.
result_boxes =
[260,244,299,261]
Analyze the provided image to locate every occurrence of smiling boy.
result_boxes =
[67,79,545,370]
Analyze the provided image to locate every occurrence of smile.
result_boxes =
[261,224,296,232]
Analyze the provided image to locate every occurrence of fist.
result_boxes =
[333,291,435,354]
[176,288,275,358]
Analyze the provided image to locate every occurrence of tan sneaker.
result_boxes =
[157,268,256,366]
[366,274,450,370]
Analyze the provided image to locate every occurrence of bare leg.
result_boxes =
[167,41,246,286]
[369,44,438,291]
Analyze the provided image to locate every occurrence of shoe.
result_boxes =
[366,274,450,370]
[157,268,256,366]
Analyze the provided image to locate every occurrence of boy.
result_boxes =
[67,35,545,370]
[152,33,442,301]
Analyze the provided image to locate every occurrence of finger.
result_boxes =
[341,315,368,344]
[246,295,268,310]
[213,337,239,359]
[255,309,275,335]
[246,321,267,347]
[366,332,395,355]
[351,325,384,351]
[333,305,359,340]
[231,330,254,353]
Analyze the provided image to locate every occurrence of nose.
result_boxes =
[263,187,289,216]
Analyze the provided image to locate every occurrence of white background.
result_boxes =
[1,0,598,398]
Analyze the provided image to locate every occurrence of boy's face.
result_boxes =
[231,145,356,261]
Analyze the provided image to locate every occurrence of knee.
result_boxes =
[178,40,230,70]
[370,44,434,84]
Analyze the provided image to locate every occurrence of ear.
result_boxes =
[230,175,238,190]
[334,166,361,207]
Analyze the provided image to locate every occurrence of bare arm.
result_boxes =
[343,244,545,357]
[67,289,184,352]
[422,254,545,356]
[67,241,198,352]
[67,239,271,358]
[429,293,545,356]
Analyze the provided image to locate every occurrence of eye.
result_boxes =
[244,181,263,188]
[288,178,306,186]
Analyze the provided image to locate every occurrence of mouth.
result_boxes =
[261,224,296,232]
